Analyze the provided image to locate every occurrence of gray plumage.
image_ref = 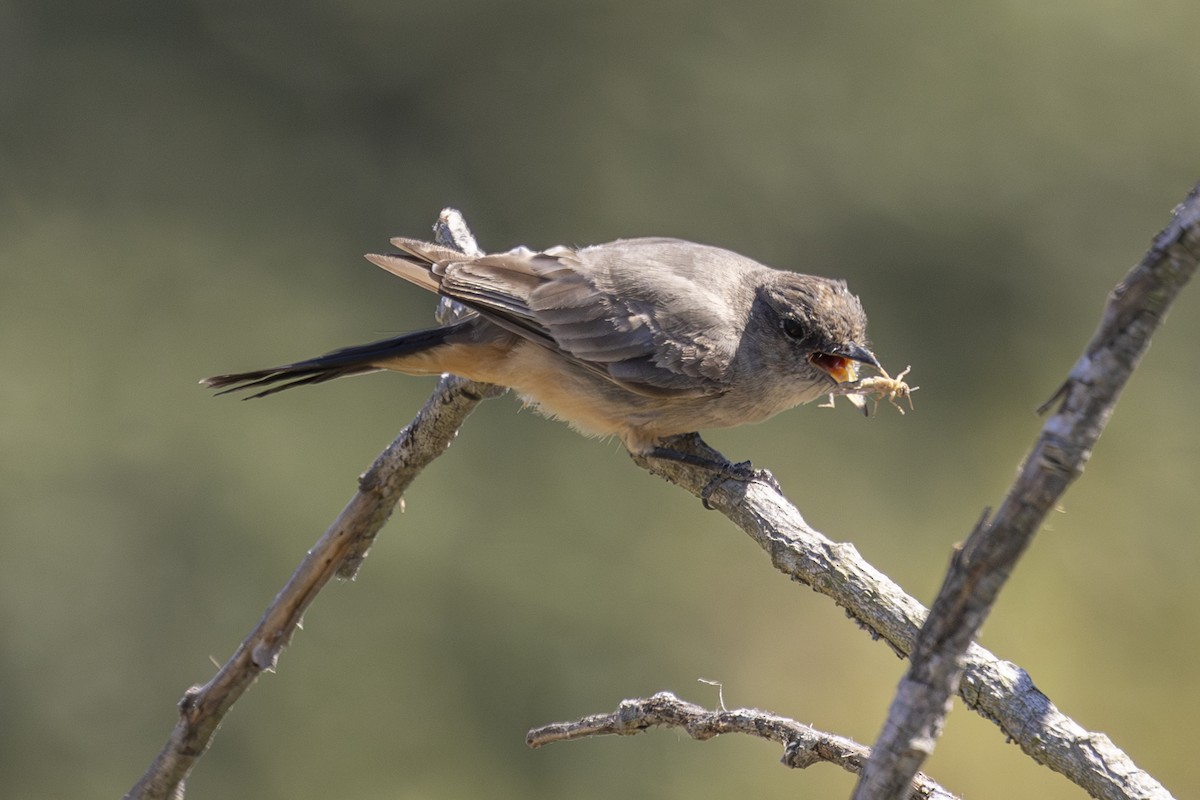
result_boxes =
[203,237,878,454]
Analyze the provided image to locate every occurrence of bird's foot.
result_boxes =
[640,433,781,509]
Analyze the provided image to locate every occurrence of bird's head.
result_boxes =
[749,271,879,394]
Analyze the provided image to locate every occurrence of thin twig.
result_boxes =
[527,692,959,800]
[123,210,502,800]
[852,182,1200,800]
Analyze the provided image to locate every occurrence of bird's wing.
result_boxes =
[368,238,736,398]
[368,239,565,348]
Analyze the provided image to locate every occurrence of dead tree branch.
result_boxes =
[127,191,1196,798]
[527,691,959,800]
[629,431,1172,799]
[123,210,503,800]
[852,182,1200,800]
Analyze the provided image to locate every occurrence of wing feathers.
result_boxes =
[365,239,734,397]
[364,252,442,294]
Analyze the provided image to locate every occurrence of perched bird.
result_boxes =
[203,237,882,457]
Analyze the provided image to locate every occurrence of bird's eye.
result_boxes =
[781,318,807,340]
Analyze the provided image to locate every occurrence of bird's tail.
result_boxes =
[201,320,474,399]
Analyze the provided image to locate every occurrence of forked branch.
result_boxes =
[127,192,1197,799]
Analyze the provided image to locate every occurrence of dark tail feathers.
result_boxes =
[201,323,466,399]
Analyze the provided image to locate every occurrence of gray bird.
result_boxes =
[203,237,881,456]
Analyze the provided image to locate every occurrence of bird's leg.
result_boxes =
[641,432,736,471]
[637,433,781,509]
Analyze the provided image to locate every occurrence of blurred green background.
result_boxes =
[3,1,1199,798]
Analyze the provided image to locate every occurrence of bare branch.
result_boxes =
[527,691,959,800]
[630,437,1174,797]
[128,198,1192,799]
[853,182,1200,800]
[124,210,502,800]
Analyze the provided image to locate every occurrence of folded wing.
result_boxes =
[367,238,738,398]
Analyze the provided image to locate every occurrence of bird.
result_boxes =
[202,236,882,457]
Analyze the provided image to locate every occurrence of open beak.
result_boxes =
[808,344,879,385]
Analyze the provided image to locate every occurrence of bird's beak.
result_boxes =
[808,344,880,384]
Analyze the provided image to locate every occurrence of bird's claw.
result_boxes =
[701,462,780,509]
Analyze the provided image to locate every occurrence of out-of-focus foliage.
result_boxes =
[2,2,1198,797]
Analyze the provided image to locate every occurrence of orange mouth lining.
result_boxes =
[809,353,858,384]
